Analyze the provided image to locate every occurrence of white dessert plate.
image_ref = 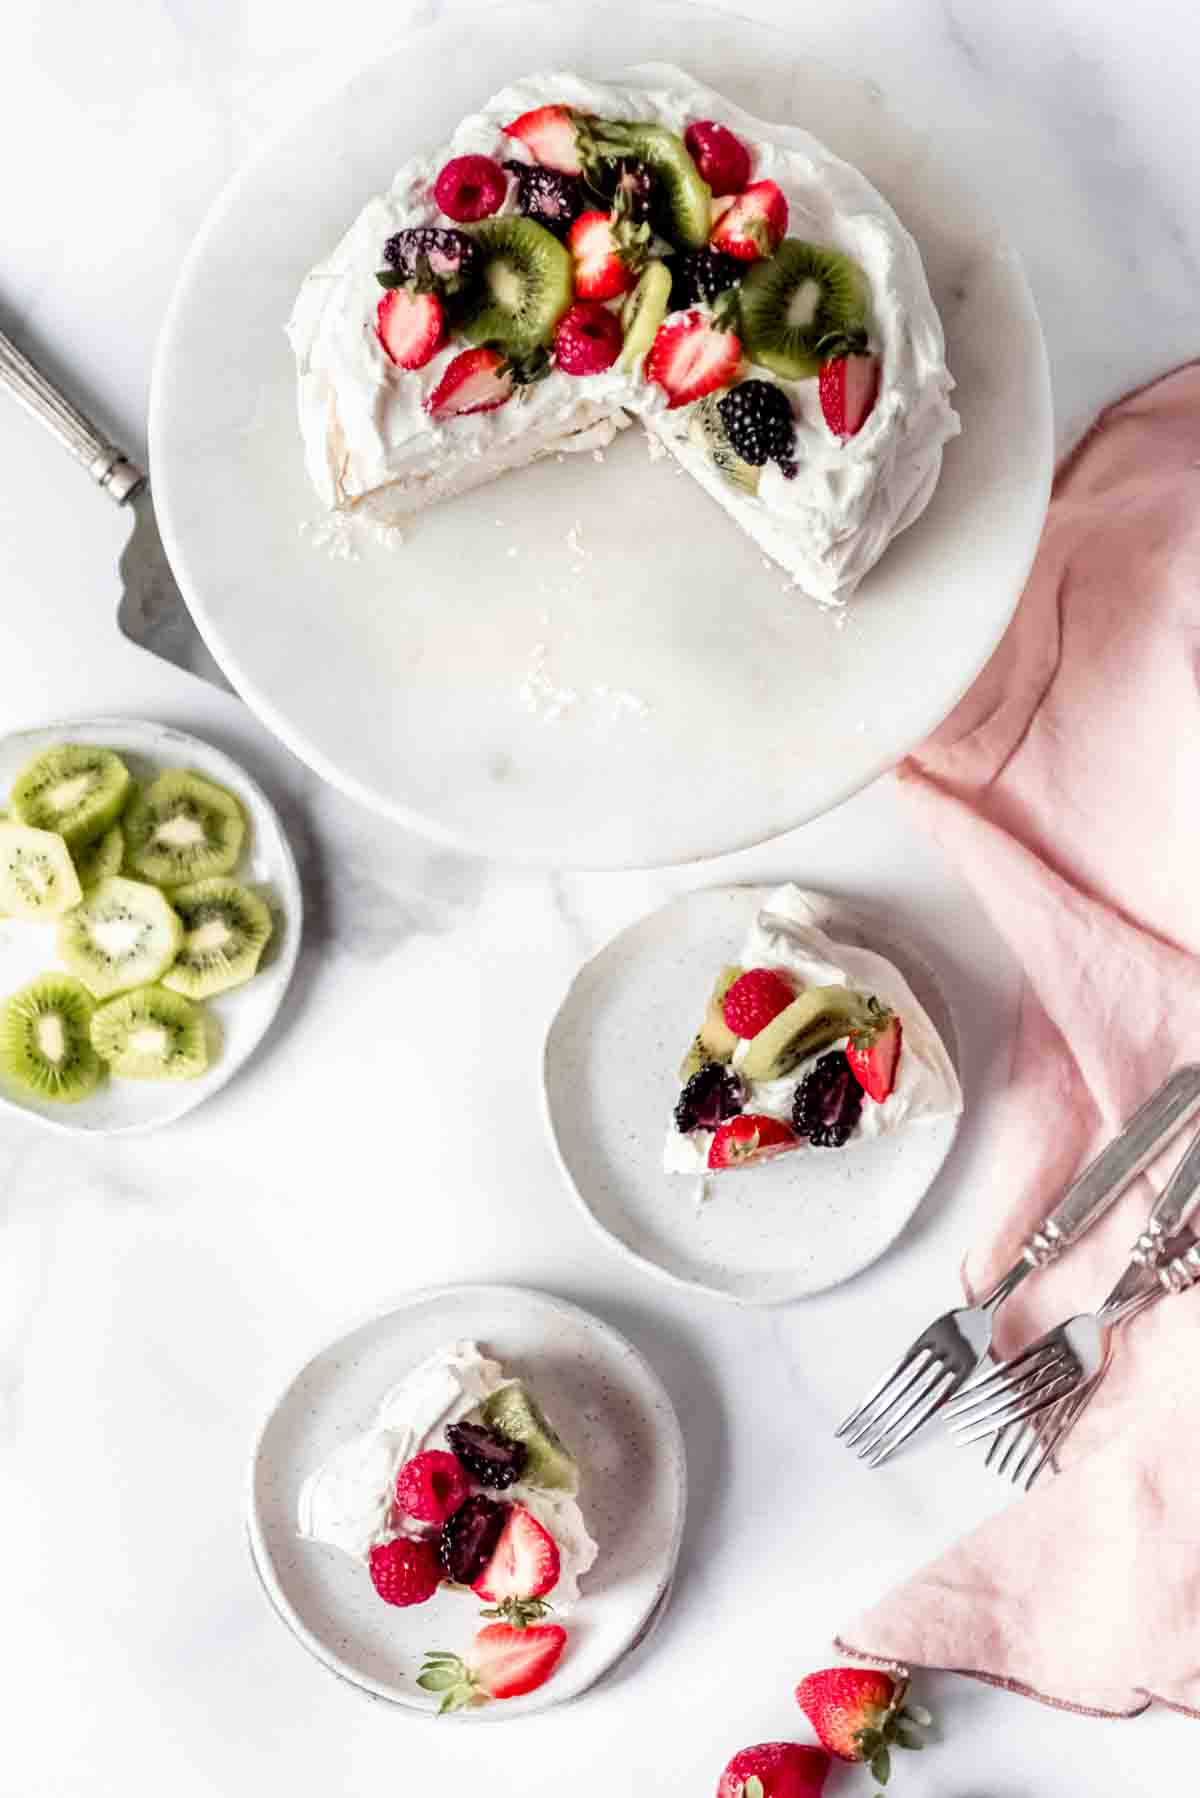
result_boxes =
[543,885,961,1304]
[247,1284,686,1716]
[0,719,301,1136]
[150,0,1052,869]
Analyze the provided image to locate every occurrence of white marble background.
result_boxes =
[1,1,1197,1793]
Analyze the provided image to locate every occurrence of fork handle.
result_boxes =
[1012,1064,1200,1273]
[0,328,144,501]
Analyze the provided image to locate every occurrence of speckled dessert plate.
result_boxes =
[247,1284,686,1716]
[543,885,961,1304]
[150,0,1051,868]
[0,719,301,1136]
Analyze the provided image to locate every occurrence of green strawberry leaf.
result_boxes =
[902,1703,933,1727]
[896,1724,926,1750]
[871,1746,891,1786]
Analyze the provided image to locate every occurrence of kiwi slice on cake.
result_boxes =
[73,824,124,891]
[739,240,870,381]
[688,394,761,496]
[480,1382,578,1493]
[123,770,246,888]
[0,823,83,918]
[739,985,874,1081]
[618,260,673,371]
[162,878,273,998]
[57,875,183,999]
[0,973,103,1104]
[584,120,711,250]
[11,744,130,851]
[679,964,744,1082]
[90,985,208,1081]
[459,218,573,361]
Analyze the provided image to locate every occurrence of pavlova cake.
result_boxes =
[668,886,962,1179]
[287,66,958,604]
[298,1340,595,1712]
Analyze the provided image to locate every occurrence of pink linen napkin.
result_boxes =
[838,365,1200,1717]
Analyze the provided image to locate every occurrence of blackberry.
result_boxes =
[671,247,742,309]
[380,226,479,296]
[674,1062,744,1133]
[718,379,798,475]
[504,162,585,238]
[437,1493,508,1585]
[792,1050,863,1148]
[445,1420,527,1490]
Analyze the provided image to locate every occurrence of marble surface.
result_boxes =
[1,1,1196,1793]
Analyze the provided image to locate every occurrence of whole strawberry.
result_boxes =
[717,1741,830,1798]
[795,1668,931,1787]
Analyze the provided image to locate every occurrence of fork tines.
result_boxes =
[836,1345,963,1467]
[944,1339,1083,1444]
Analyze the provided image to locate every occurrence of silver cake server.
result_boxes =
[0,326,230,690]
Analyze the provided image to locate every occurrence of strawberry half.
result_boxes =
[375,288,445,370]
[846,1002,902,1103]
[472,1505,560,1610]
[819,353,880,439]
[418,1622,568,1712]
[568,210,639,300]
[708,1113,797,1171]
[503,104,582,174]
[717,1741,831,1798]
[646,310,741,410]
[710,179,788,261]
[795,1668,932,1783]
[425,347,514,419]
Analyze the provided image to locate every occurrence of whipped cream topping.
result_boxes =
[297,1339,598,1607]
[665,884,962,1175]
[287,65,958,604]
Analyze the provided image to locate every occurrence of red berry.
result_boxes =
[419,1623,568,1711]
[472,1505,560,1602]
[796,1667,913,1763]
[426,347,514,419]
[568,210,636,301]
[818,354,880,439]
[722,968,795,1039]
[710,179,788,261]
[708,1113,797,1171]
[434,154,507,223]
[368,1536,441,1608]
[717,1741,831,1798]
[503,104,582,175]
[684,120,752,196]
[554,300,624,375]
[394,1449,470,1525]
[375,287,445,370]
[646,309,741,410]
[846,1005,902,1102]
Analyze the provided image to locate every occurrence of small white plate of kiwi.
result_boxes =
[0,718,301,1135]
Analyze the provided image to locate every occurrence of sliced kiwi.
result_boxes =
[90,985,208,1080]
[679,964,743,1081]
[618,260,673,370]
[739,984,875,1081]
[480,1382,578,1493]
[459,218,573,361]
[57,875,183,999]
[585,120,711,250]
[123,770,246,888]
[0,973,103,1104]
[688,394,761,495]
[11,744,130,851]
[739,240,870,381]
[73,824,124,890]
[0,823,83,918]
[162,878,272,998]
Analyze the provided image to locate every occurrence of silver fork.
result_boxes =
[947,1126,1200,1458]
[835,1064,1200,1466]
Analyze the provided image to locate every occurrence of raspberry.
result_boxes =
[368,1537,441,1607]
[394,1449,469,1524]
[554,301,624,376]
[722,968,795,1039]
[684,120,752,196]
[433,155,507,223]
[792,1050,864,1148]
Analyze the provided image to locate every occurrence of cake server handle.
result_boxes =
[0,328,144,502]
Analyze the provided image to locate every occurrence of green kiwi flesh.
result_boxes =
[618,260,673,370]
[460,218,573,360]
[73,824,124,890]
[738,984,875,1081]
[739,240,870,380]
[123,770,246,888]
[688,395,762,495]
[679,964,744,1081]
[11,744,130,851]
[480,1382,578,1492]
[0,973,103,1103]
[90,985,208,1080]
[57,876,183,999]
[0,823,83,918]
[162,878,273,998]
[585,120,711,250]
